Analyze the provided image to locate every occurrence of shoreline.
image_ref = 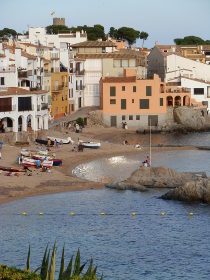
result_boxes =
[0,127,200,206]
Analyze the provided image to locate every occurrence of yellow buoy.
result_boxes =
[39,212,43,216]
[161,212,165,216]
[132,212,136,216]
[22,211,27,216]
[189,212,193,216]
[100,212,105,216]
[70,211,74,216]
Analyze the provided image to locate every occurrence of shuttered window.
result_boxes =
[110,99,116,104]
[0,97,12,112]
[110,86,116,96]
[160,98,163,106]
[121,99,126,109]
[146,86,152,96]
[140,99,149,109]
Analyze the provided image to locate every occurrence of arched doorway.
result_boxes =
[175,96,181,106]
[183,95,190,106]
[1,117,14,132]
[18,116,23,131]
[27,115,33,132]
[167,96,173,106]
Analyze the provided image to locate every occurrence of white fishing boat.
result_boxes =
[47,136,74,144]
[21,149,48,157]
[22,157,53,168]
[80,141,101,149]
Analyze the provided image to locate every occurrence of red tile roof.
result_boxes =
[71,41,116,48]
[102,76,136,83]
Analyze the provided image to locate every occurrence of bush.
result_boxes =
[76,118,85,127]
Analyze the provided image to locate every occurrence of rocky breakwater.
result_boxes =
[106,166,210,203]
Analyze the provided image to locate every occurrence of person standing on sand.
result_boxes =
[54,139,57,148]
[47,139,51,147]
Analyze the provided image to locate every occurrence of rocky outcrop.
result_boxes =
[106,166,210,203]
[173,107,208,130]
[161,178,210,203]
[106,166,206,191]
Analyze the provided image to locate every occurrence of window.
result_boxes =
[136,115,140,120]
[114,60,121,67]
[18,97,32,111]
[80,80,83,90]
[122,60,128,67]
[54,80,58,90]
[160,98,163,106]
[132,99,134,103]
[133,86,136,92]
[146,86,152,96]
[122,115,126,121]
[140,99,149,109]
[110,86,116,96]
[110,99,116,104]
[0,77,5,85]
[122,86,125,91]
[121,99,126,109]
[129,115,133,120]
[194,88,204,95]
[0,97,12,112]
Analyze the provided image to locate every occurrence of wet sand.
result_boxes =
[0,127,197,205]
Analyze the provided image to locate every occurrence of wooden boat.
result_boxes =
[0,166,25,173]
[32,155,62,166]
[35,139,52,146]
[80,141,101,149]
[48,136,74,144]
[22,157,53,168]
[21,149,49,157]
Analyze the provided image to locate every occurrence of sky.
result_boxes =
[0,0,210,48]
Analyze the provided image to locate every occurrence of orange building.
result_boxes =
[100,69,192,128]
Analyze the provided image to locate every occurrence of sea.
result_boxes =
[0,132,210,279]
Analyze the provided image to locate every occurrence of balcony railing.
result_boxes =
[52,85,64,92]
[0,66,16,73]
[50,53,60,60]
[75,69,85,76]
[166,88,191,93]
[44,71,51,77]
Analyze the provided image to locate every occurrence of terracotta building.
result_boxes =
[100,69,192,128]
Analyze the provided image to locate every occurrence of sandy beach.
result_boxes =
[0,126,196,205]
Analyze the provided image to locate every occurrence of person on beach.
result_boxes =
[47,139,51,147]
[54,139,57,148]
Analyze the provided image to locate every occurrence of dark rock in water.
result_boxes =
[161,178,210,203]
[106,166,210,203]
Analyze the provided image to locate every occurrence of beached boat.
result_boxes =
[0,166,25,173]
[48,136,74,144]
[35,139,52,146]
[21,149,49,157]
[32,155,62,166]
[22,157,53,168]
[81,141,101,149]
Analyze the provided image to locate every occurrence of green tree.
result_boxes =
[109,27,118,39]
[46,25,70,34]
[139,31,149,48]
[0,27,17,38]
[174,36,206,45]
[117,27,140,46]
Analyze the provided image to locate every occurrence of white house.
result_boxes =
[18,27,87,49]
[0,87,49,133]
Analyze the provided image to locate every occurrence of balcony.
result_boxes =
[50,53,60,60]
[75,69,85,76]
[0,66,16,73]
[166,87,191,94]
[76,85,85,91]
[52,85,64,92]
[51,67,60,73]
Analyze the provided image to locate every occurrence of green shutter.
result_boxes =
[133,86,136,92]
[146,86,152,96]
[140,99,149,109]
[121,99,126,109]
[110,86,116,96]
[160,98,163,106]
